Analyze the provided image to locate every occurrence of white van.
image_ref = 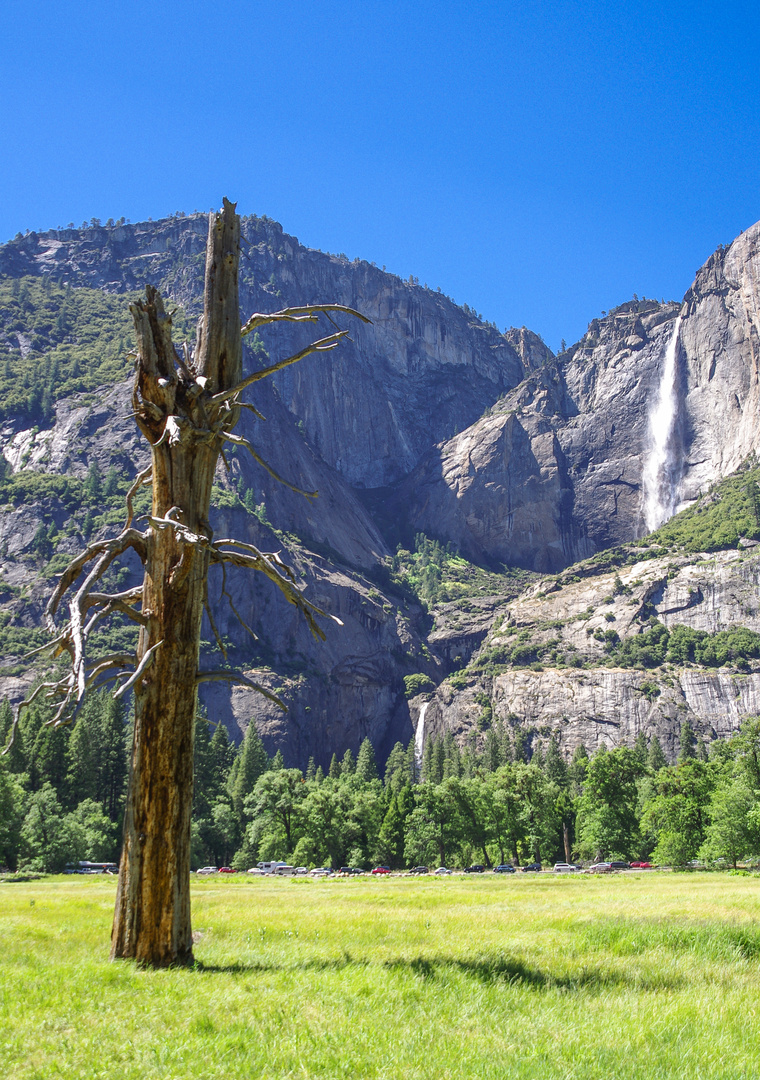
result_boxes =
[257,861,296,876]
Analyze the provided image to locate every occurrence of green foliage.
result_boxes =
[641,760,716,866]
[403,673,434,699]
[390,533,534,610]
[0,275,191,423]
[575,746,645,860]
[650,463,760,553]
[611,621,669,668]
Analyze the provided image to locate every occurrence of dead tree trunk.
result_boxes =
[109,203,241,964]
[18,198,368,967]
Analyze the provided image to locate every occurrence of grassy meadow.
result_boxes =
[1,872,760,1079]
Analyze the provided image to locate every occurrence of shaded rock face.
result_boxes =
[398,221,760,570]
[422,544,760,762]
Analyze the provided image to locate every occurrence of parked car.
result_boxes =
[609,861,630,870]
[218,867,236,874]
[464,864,486,873]
[371,866,391,875]
[553,863,578,873]
[434,867,452,875]
[294,867,309,875]
[247,867,265,875]
[310,867,333,876]
[274,864,296,876]
[588,862,612,873]
[494,864,516,874]
[409,866,429,875]
[196,866,217,875]
[630,861,653,869]
[521,863,542,872]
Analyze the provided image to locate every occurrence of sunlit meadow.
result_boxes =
[1,872,759,1079]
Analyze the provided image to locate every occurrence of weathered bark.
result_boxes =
[110,202,242,964]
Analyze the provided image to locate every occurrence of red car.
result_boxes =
[217,867,236,874]
[371,866,391,875]
[630,861,653,869]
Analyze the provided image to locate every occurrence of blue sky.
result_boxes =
[1,0,758,349]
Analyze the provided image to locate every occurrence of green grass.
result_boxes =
[1,874,760,1078]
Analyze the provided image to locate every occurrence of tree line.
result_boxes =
[2,695,759,873]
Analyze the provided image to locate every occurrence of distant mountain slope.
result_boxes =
[1,209,759,767]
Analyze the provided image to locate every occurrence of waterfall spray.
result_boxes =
[414,701,429,773]
[643,315,683,532]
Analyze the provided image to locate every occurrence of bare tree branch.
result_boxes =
[209,541,342,640]
[219,432,317,498]
[195,670,286,711]
[209,331,349,407]
[125,467,152,530]
[46,529,148,631]
[218,560,257,643]
[113,640,164,700]
[241,303,370,337]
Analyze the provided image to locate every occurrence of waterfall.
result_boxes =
[414,702,429,773]
[642,315,683,532]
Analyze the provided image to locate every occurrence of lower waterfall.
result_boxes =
[414,702,429,773]
[643,314,683,532]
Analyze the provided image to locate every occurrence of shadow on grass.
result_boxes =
[192,953,683,992]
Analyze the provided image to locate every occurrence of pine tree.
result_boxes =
[567,743,589,795]
[383,741,408,792]
[375,792,406,868]
[513,727,528,764]
[482,728,501,773]
[103,466,120,497]
[210,721,237,790]
[96,695,128,822]
[678,721,696,763]
[328,753,341,779]
[193,710,217,818]
[442,731,462,779]
[229,722,269,821]
[632,731,649,769]
[341,747,356,776]
[271,749,285,772]
[355,738,378,782]
[544,734,568,787]
[647,735,668,772]
[32,722,69,801]
[66,694,100,807]
[84,460,102,503]
[305,757,316,782]
[0,698,25,774]
[421,737,436,783]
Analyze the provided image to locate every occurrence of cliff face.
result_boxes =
[0,216,532,488]
[397,220,760,571]
[2,210,760,767]
[421,541,760,762]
